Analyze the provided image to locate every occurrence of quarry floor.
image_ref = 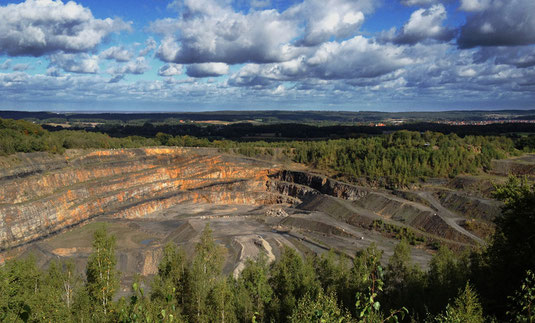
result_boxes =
[14,202,433,297]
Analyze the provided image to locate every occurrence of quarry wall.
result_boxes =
[0,148,290,250]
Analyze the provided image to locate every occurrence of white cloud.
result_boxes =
[186,63,229,77]
[100,46,132,62]
[288,0,371,46]
[229,36,412,87]
[0,0,131,57]
[154,0,300,65]
[139,37,157,57]
[457,67,477,77]
[271,84,286,95]
[107,57,149,75]
[458,0,535,48]
[1,0,534,111]
[49,53,99,74]
[401,0,439,6]
[158,63,183,76]
[459,0,491,11]
[474,46,535,68]
[307,36,412,79]
[387,5,455,45]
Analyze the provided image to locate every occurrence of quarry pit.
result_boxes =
[0,147,503,291]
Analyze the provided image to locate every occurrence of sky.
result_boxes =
[0,0,534,112]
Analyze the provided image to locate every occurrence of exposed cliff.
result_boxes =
[0,148,292,250]
[268,170,369,200]
[1,148,486,254]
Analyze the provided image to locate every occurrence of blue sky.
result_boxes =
[0,0,534,112]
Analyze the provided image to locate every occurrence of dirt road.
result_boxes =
[416,191,485,245]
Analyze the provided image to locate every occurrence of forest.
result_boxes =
[2,109,535,124]
[1,118,531,187]
[0,177,534,322]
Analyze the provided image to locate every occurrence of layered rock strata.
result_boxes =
[1,148,485,253]
[0,148,291,250]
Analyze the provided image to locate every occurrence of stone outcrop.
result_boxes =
[268,170,369,200]
[0,148,292,250]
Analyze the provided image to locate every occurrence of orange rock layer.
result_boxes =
[0,148,288,250]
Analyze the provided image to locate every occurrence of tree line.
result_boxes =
[1,177,534,322]
[0,118,529,187]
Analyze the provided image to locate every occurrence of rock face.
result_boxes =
[0,147,487,254]
[0,148,293,250]
[268,170,369,200]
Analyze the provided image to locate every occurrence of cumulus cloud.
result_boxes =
[100,46,132,62]
[2,0,534,110]
[0,0,131,57]
[46,66,61,77]
[306,36,412,79]
[107,57,149,75]
[474,46,535,68]
[385,5,455,45]
[49,53,99,74]
[158,63,183,76]
[458,0,535,48]
[459,0,491,11]
[153,0,300,64]
[139,37,157,57]
[229,36,412,87]
[400,0,439,6]
[186,63,229,78]
[289,0,371,46]
[152,0,381,65]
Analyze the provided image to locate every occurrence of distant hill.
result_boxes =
[1,109,535,124]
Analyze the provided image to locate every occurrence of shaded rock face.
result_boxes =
[0,148,293,251]
[268,170,369,200]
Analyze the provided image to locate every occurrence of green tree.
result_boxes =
[187,224,225,322]
[289,291,352,323]
[86,225,119,318]
[507,270,535,323]
[119,279,180,323]
[426,246,469,314]
[431,283,484,323]
[207,277,236,323]
[0,256,43,322]
[472,176,535,317]
[151,243,189,310]
[268,247,320,322]
[382,240,425,317]
[235,253,273,322]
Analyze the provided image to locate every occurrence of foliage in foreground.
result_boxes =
[2,175,534,323]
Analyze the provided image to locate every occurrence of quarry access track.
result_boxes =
[415,191,486,245]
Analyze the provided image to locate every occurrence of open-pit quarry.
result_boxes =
[0,147,503,292]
